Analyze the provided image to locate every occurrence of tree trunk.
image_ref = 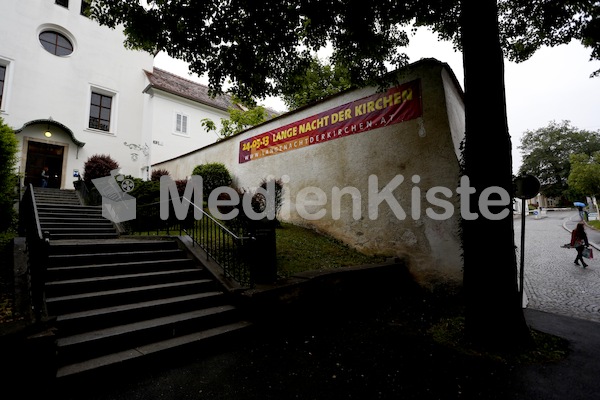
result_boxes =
[460,0,532,349]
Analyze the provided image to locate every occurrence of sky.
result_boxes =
[153,27,600,175]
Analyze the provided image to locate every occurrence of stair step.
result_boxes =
[47,233,120,240]
[47,239,179,255]
[58,305,238,348]
[47,249,190,267]
[45,268,203,297]
[56,305,240,364]
[43,226,117,232]
[56,292,226,332]
[46,258,196,280]
[39,216,107,224]
[41,222,115,230]
[38,207,103,214]
[38,211,102,216]
[55,321,252,379]
[36,206,102,214]
[46,279,214,315]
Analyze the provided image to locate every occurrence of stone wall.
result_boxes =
[154,59,465,286]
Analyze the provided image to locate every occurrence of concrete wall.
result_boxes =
[154,59,466,285]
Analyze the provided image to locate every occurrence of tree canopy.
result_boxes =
[278,56,354,110]
[90,0,600,349]
[518,120,600,200]
[91,1,599,101]
[201,56,353,140]
[568,152,600,199]
[201,101,269,140]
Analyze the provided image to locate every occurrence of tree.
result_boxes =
[518,120,600,201]
[279,56,354,110]
[91,0,600,349]
[82,154,120,183]
[568,152,600,199]
[192,163,233,199]
[201,99,269,140]
[0,118,18,232]
[201,57,353,139]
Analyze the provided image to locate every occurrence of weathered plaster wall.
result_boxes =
[154,59,465,285]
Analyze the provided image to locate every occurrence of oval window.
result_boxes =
[39,31,73,56]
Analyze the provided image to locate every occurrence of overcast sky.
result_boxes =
[154,27,600,175]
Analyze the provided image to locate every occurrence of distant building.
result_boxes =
[1,0,245,188]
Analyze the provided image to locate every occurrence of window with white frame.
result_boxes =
[175,112,188,135]
[89,89,115,132]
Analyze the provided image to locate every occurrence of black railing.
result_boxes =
[74,177,102,206]
[18,184,50,322]
[125,196,256,288]
[182,198,255,288]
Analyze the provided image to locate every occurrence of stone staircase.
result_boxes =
[31,188,252,380]
[33,187,119,239]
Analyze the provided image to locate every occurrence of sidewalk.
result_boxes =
[518,308,600,400]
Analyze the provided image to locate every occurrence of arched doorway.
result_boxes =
[25,141,65,188]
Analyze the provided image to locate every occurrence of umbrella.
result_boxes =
[574,202,586,207]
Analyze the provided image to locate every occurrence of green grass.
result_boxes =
[129,220,387,280]
[588,219,600,230]
[275,222,388,277]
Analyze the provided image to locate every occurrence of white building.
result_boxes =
[0,0,239,189]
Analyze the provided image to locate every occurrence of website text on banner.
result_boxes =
[238,79,423,164]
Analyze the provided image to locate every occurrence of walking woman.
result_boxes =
[571,222,590,268]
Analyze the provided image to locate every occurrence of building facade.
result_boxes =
[1,0,237,189]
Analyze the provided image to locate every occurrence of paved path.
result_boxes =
[516,210,600,323]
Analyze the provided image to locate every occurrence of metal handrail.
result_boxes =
[179,196,253,241]
[29,184,44,241]
[74,177,101,206]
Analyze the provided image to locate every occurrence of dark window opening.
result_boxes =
[39,31,73,56]
[81,0,91,16]
[55,0,69,8]
[0,65,5,108]
[89,92,112,132]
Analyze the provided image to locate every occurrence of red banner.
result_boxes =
[239,79,422,163]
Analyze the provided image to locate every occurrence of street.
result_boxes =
[516,210,600,323]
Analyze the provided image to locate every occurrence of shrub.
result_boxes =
[175,179,188,196]
[192,163,232,198]
[151,168,170,181]
[83,154,119,182]
[0,118,18,232]
[129,179,161,205]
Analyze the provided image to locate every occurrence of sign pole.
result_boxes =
[514,175,541,308]
[520,197,526,306]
